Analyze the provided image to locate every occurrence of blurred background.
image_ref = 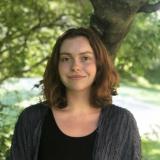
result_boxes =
[0,0,160,159]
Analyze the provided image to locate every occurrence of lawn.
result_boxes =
[142,138,160,160]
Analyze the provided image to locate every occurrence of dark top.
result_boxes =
[38,109,96,160]
[9,102,141,160]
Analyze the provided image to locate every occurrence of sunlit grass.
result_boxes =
[142,138,160,160]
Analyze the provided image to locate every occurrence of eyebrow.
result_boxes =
[60,51,94,56]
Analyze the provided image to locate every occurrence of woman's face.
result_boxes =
[58,36,97,93]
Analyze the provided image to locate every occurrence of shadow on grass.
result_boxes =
[121,79,160,93]
[142,139,160,160]
[144,65,160,85]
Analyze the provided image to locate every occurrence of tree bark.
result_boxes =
[90,0,160,59]
[138,2,160,13]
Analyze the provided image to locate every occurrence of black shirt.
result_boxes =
[38,109,97,160]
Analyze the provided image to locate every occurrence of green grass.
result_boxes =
[142,138,160,160]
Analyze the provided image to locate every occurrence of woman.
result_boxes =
[9,27,141,160]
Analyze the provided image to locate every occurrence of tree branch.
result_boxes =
[22,56,49,73]
[138,2,160,13]
[0,56,49,84]
[0,14,64,56]
[0,75,12,84]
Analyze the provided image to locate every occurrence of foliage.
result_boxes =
[0,0,92,83]
[0,78,40,159]
[0,0,159,83]
[144,64,160,84]
[116,12,160,80]
[0,104,21,160]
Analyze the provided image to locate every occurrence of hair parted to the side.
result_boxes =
[43,27,119,108]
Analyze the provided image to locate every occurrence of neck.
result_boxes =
[66,90,92,112]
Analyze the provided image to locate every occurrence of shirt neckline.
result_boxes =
[48,108,97,139]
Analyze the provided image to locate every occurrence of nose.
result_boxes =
[71,59,81,72]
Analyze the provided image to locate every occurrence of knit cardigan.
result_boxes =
[9,102,141,160]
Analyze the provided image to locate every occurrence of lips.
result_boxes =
[68,75,86,79]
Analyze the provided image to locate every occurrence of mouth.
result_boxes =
[68,75,86,80]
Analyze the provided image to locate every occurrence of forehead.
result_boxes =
[60,36,93,54]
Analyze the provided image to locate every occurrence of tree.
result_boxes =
[116,12,160,77]
[90,0,160,59]
[0,0,159,83]
[0,0,91,83]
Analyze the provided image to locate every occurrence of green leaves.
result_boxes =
[0,0,159,83]
[0,0,91,83]
[0,105,21,160]
[116,13,160,79]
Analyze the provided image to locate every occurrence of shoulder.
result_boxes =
[102,104,135,119]
[10,102,50,159]
[21,101,49,115]
[98,105,141,159]
[100,104,138,129]
[99,104,140,138]
[17,102,49,125]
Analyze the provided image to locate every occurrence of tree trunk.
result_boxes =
[90,0,160,59]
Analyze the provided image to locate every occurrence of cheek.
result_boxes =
[84,63,97,75]
[58,63,70,77]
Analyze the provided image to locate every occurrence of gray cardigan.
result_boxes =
[9,102,141,160]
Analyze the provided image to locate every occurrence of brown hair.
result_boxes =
[43,27,119,108]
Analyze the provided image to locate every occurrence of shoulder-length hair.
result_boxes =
[43,27,119,108]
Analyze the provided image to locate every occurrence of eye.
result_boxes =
[81,56,90,61]
[60,57,70,62]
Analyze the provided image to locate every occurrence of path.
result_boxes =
[113,89,160,140]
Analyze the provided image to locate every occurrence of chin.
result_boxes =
[67,86,91,92]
